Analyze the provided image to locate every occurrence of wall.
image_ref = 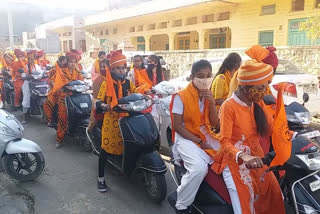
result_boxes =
[155,46,320,78]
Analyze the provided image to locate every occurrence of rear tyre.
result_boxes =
[4,152,45,182]
[144,172,167,204]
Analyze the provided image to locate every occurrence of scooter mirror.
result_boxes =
[303,93,309,105]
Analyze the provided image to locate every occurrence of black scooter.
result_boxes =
[51,80,92,151]
[86,93,168,203]
[168,94,320,214]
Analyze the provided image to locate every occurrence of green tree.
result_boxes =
[299,16,320,41]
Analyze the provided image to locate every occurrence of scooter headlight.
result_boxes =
[0,121,16,137]
[303,205,319,214]
[295,112,312,125]
[297,153,320,171]
[118,99,152,112]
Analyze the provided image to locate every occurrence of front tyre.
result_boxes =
[4,152,45,182]
[144,172,167,204]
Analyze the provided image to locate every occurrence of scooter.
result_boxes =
[151,81,178,156]
[86,93,168,203]
[168,95,320,214]
[51,80,92,151]
[28,69,50,120]
[0,110,45,181]
[3,70,15,107]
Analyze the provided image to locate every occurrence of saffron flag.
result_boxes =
[271,83,292,166]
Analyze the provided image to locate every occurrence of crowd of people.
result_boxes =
[0,44,287,214]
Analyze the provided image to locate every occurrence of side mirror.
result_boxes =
[303,92,309,105]
[46,65,52,71]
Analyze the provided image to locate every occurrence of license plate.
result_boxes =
[80,103,88,108]
[300,130,320,139]
[310,179,320,192]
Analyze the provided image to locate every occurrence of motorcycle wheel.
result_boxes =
[144,171,167,204]
[4,152,45,182]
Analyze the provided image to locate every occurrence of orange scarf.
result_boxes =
[134,68,152,94]
[105,69,118,108]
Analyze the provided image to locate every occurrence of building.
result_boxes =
[0,34,22,49]
[23,16,86,53]
[79,0,320,53]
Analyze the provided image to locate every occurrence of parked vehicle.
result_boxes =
[168,94,320,214]
[0,110,45,181]
[205,57,319,116]
[50,80,92,151]
[86,93,168,203]
[3,71,15,108]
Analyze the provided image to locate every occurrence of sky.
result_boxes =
[6,0,109,10]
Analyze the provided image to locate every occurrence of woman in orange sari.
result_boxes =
[91,51,106,82]
[127,55,151,93]
[212,59,285,214]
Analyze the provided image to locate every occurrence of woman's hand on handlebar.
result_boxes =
[101,103,111,112]
[239,153,264,169]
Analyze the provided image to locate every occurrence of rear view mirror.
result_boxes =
[303,93,309,105]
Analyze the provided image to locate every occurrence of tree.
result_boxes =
[299,16,320,41]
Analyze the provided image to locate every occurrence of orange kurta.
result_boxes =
[212,94,285,214]
[12,59,28,106]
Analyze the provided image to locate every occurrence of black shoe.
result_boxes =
[176,206,193,214]
[98,180,108,193]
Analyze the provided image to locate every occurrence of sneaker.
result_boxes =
[176,206,193,214]
[98,180,108,193]
[55,142,62,149]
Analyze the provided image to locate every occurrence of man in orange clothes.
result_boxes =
[36,50,50,68]
[170,60,220,213]
[54,52,83,149]
[12,49,28,109]
[212,58,285,214]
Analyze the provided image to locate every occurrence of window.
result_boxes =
[68,32,72,36]
[100,30,103,36]
[137,36,145,42]
[158,22,167,29]
[137,25,143,32]
[316,0,320,8]
[147,24,156,30]
[259,31,274,46]
[178,37,190,50]
[105,29,109,35]
[172,19,182,27]
[129,27,135,33]
[186,17,197,25]
[113,28,117,34]
[209,34,226,49]
[261,5,276,15]
[63,32,67,36]
[202,14,214,23]
[292,0,304,11]
[217,12,230,21]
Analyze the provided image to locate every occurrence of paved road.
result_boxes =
[0,111,176,214]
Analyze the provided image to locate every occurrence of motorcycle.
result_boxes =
[168,94,320,214]
[0,110,45,181]
[86,93,168,203]
[50,80,92,151]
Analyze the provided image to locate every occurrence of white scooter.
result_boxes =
[0,110,45,181]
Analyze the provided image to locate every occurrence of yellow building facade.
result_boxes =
[79,0,320,52]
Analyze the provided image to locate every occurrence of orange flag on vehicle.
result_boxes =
[271,83,292,166]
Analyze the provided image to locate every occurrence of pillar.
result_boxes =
[198,29,206,50]
[168,32,176,51]
[144,35,151,51]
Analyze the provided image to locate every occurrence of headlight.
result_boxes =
[118,99,152,112]
[295,112,311,125]
[66,85,89,92]
[297,153,320,171]
[0,121,16,137]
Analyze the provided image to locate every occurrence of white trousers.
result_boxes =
[173,127,220,210]
[22,80,31,113]
[222,166,242,214]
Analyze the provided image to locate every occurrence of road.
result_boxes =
[0,111,176,214]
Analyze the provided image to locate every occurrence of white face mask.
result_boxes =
[193,77,214,90]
